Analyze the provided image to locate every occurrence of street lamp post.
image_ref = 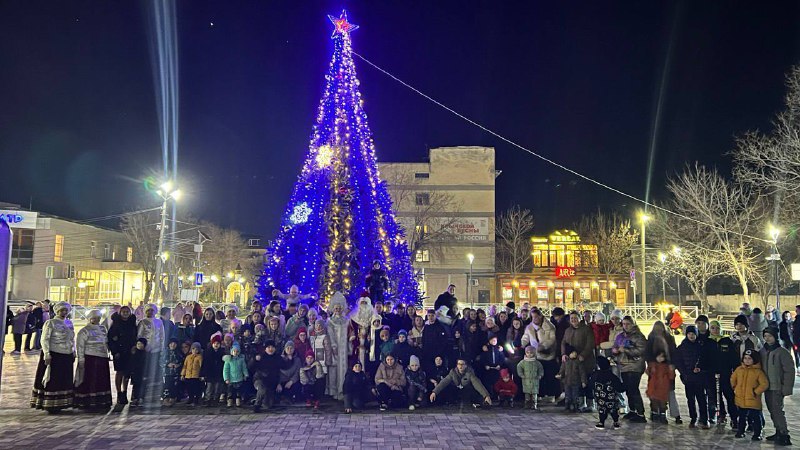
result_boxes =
[152,182,181,305]
[467,253,474,309]
[768,226,781,324]
[639,213,650,307]
[659,253,667,303]
[672,246,682,307]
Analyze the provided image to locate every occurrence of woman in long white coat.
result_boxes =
[326,292,350,400]
[74,309,112,409]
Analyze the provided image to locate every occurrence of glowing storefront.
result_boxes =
[496,230,629,308]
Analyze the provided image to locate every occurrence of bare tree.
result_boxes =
[380,169,463,260]
[200,224,259,302]
[662,164,767,301]
[577,211,639,301]
[121,210,160,302]
[496,206,535,276]
[734,66,800,201]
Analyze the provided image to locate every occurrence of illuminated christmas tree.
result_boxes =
[259,11,418,307]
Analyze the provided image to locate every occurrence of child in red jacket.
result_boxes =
[494,368,518,407]
[645,351,675,424]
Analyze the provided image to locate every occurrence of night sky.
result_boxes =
[2,1,800,238]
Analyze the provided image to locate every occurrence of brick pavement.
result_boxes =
[1,338,798,449]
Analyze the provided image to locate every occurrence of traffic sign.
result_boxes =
[792,263,800,281]
[195,272,204,286]
[630,270,636,281]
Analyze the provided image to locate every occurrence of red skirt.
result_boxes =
[30,351,74,411]
[74,354,113,408]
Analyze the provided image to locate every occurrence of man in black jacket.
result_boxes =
[434,285,458,321]
[107,306,138,406]
[249,340,286,412]
[675,325,715,429]
[422,310,449,374]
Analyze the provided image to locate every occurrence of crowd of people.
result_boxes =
[8,287,799,445]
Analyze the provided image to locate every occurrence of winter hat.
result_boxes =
[137,337,148,346]
[284,340,295,352]
[753,308,763,315]
[597,355,611,371]
[734,315,749,328]
[297,327,307,336]
[695,315,709,325]
[305,350,315,359]
[524,345,536,354]
[763,326,779,340]
[190,342,202,352]
[211,334,223,345]
[86,309,102,321]
[398,329,408,336]
[506,302,516,310]
[709,319,721,330]
[563,343,576,355]
[552,307,565,317]
[500,368,510,379]
[594,311,607,322]
[409,355,420,367]
[610,309,623,320]
[264,339,277,348]
[743,349,761,364]
[160,306,171,317]
[231,342,241,353]
[685,325,698,336]
[168,337,180,345]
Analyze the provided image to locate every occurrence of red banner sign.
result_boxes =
[555,266,576,278]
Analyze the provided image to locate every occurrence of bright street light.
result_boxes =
[659,253,666,263]
[466,253,475,309]
[672,246,682,256]
[769,225,780,243]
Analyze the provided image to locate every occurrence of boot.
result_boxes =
[767,433,780,441]
[227,399,234,407]
[778,433,792,446]
[117,391,128,405]
[236,398,242,407]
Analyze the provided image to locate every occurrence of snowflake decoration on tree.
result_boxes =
[315,144,334,169]
[289,202,312,225]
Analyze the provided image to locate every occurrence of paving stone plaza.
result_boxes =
[1,338,798,449]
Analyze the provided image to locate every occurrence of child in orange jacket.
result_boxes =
[731,349,769,441]
[645,351,675,424]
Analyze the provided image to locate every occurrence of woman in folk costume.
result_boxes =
[326,292,350,400]
[74,309,112,409]
[349,293,374,369]
[31,301,75,412]
[137,304,165,391]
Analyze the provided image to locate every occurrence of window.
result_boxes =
[11,229,35,265]
[417,279,427,295]
[415,193,430,206]
[103,243,111,260]
[537,288,549,300]
[502,286,514,300]
[90,241,96,258]
[414,224,429,234]
[248,238,261,247]
[414,172,430,179]
[54,235,64,262]
[415,250,430,262]
[126,247,133,262]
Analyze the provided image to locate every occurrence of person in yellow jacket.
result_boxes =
[730,349,769,441]
[181,342,204,405]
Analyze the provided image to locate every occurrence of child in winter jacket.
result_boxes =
[293,327,311,359]
[592,356,625,429]
[556,344,587,412]
[201,335,226,405]
[181,342,204,405]
[427,355,449,393]
[405,355,427,410]
[343,361,370,413]
[516,345,544,409]
[378,328,395,363]
[731,349,769,440]
[645,351,675,423]
[493,368,518,407]
[299,350,325,409]
[129,338,148,406]
[223,342,249,407]
[162,338,184,406]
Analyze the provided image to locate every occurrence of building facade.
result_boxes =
[496,230,630,309]
[2,203,145,306]
[379,146,497,307]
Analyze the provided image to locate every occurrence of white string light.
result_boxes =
[353,51,771,244]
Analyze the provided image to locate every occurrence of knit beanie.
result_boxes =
[398,329,408,336]
[695,314,709,325]
[284,340,295,352]
[231,342,241,353]
[763,326,779,340]
[594,311,607,322]
[211,334,222,344]
[409,355,420,367]
[191,342,202,352]
[552,307,565,317]
[297,327,307,336]
[500,368,510,378]
[734,314,749,328]
[610,309,623,320]
[709,319,721,330]
[506,302,516,310]
[305,350,315,359]
[264,339,276,348]
[685,325,698,336]
[743,349,761,364]
[525,345,536,355]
